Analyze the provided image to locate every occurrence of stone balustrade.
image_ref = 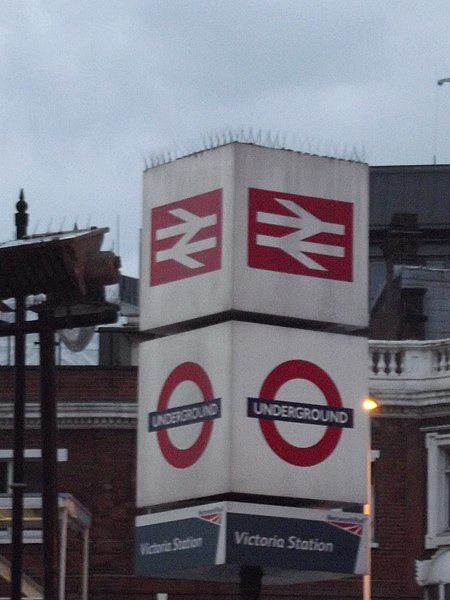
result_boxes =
[369,339,450,407]
[369,339,450,379]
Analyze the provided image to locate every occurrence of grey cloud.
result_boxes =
[1,0,450,274]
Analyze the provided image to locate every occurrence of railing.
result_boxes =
[0,553,42,598]
[369,339,450,379]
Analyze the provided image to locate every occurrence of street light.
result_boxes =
[433,78,450,163]
[362,394,380,600]
[363,397,379,412]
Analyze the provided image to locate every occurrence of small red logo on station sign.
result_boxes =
[150,190,222,286]
[248,188,353,281]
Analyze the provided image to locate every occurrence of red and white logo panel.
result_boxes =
[250,360,350,467]
[152,362,221,469]
[248,188,353,281]
[150,189,222,286]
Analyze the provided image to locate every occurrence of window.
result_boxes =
[22,460,43,493]
[0,449,68,544]
[446,449,450,531]
[0,459,43,494]
[424,583,450,600]
[0,449,67,495]
[426,432,450,548]
[369,261,386,309]
[0,462,8,493]
[425,585,440,600]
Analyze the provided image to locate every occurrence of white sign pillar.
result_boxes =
[136,142,370,584]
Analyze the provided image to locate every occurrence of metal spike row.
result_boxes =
[144,127,366,169]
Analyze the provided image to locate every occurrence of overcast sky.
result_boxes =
[2,0,450,276]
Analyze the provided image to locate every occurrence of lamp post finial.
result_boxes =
[15,189,28,240]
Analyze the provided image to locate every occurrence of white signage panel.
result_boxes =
[230,322,368,503]
[137,322,369,508]
[140,143,368,332]
[137,323,233,508]
[140,145,235,332]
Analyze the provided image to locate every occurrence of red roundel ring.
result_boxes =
[157,362,214,469]
[259,360,343,467]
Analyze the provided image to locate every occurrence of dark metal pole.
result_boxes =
[40,311,59,600]
[239,566,263,600]
[11,190,28,600]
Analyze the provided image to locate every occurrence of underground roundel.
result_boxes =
[247,360,354,467]
[248,188,353,281]
[148,362,221,469]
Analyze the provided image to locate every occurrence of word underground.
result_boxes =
[140,537,203,556]
[149,398,221,432]
[234,531,334,552]
[248,398,353,428]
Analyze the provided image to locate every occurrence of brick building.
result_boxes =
[0,163,450,599]
[368,164,450,600]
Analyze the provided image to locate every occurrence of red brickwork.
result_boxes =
[371,418,425,600]
[0,367,431,599]
[0,365,137,403]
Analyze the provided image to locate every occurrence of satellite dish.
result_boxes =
[59,327,95,352]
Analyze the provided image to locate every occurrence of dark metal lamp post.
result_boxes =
[0,201,120,600]
[11,190,28,600]
[240,566,263,600]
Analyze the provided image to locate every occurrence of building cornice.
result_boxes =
[370,387,450,418]
[0,402,137,429]
[371,402,450,419]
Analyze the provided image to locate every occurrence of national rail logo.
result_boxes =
[150,190,222,286]
[248,188,353,281]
